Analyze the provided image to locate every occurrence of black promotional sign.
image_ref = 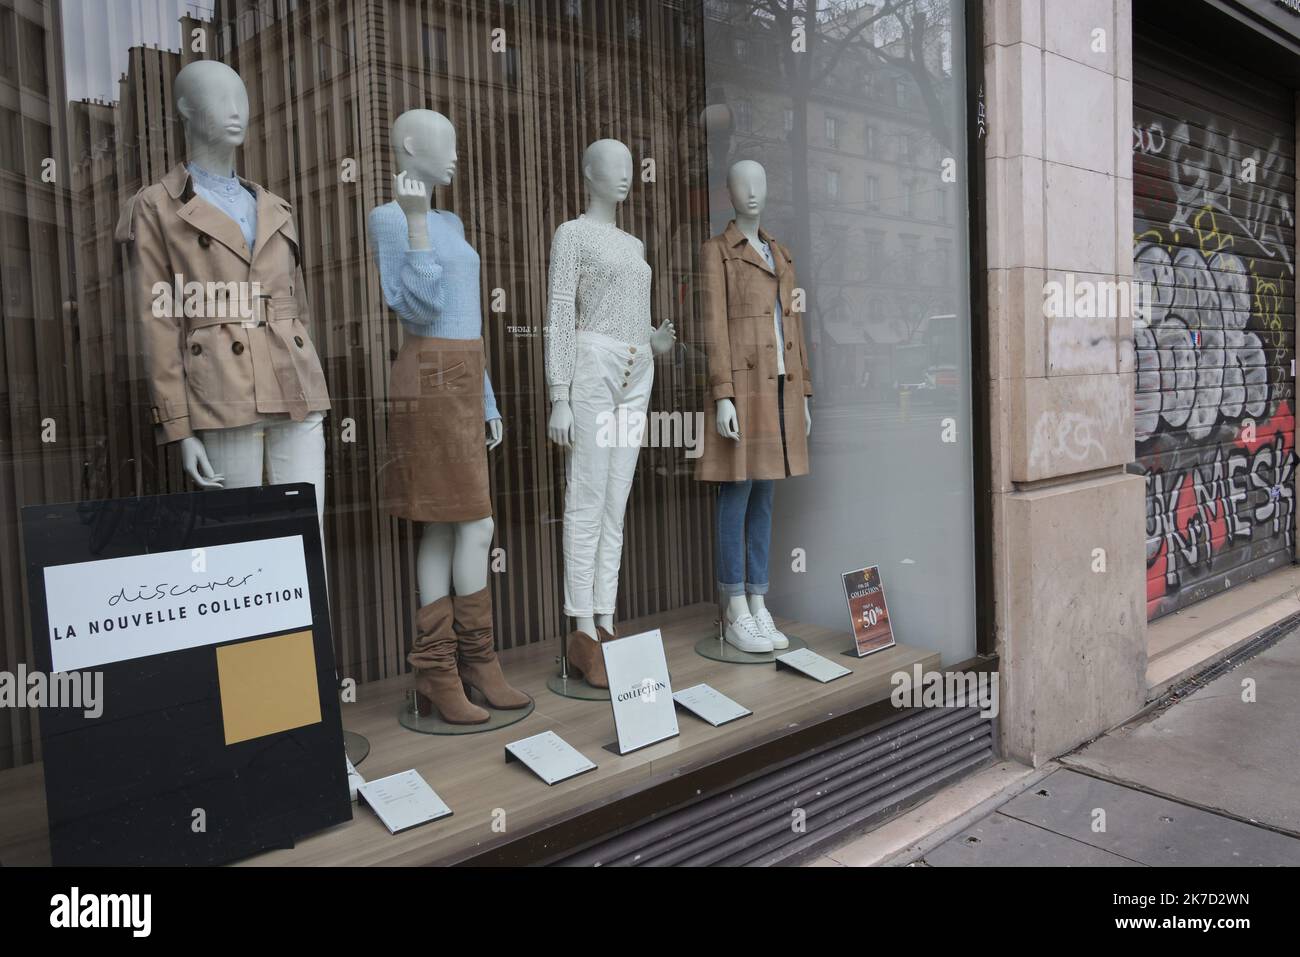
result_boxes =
[21,484,350,865]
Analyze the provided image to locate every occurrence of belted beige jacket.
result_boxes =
[116,163,330,444]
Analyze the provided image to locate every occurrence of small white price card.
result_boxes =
[775,648,852,683]
[505,730,597,786]
[357,770,452,834]
[673,684,752,727]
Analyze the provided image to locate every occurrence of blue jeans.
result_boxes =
[716,479,775,596]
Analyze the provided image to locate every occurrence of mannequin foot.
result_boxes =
[410,597,490,724]
[723,601,772,653]
[595,613,617,642]
[564,630,608,688]
[748,599,789,650]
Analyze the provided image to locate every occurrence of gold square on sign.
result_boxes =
[216,630,321,745]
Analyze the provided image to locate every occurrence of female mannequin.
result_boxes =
[696,160,813,653]
[368,109,528,724]
[117,59,359,796]
[545,139,675,687]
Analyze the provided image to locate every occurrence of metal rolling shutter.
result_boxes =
[552,706,993,867]
[1133,35,1297,620]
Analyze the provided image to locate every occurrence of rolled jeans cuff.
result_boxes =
[717,580,746,597]
[746,581,770,596]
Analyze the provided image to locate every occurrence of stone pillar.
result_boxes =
[984,0,1146,765]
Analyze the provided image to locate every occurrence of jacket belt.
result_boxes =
[188,296,299,328]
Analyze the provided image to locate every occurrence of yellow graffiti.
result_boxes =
[1192,205,1235,255]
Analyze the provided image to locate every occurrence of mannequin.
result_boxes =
[696,160,813,653]
[369,109,528,724]
[116,59,360,798]
[545,139,675,687]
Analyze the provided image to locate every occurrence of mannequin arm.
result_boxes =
[548,399,574,448]
[180,436,224,488]
[804,396,812,436]
[715,398,740,441]
[486,417,503,451]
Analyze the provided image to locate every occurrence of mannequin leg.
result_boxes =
[410,521,488,724]
[449,516,529,709]
[592,358,654,636]
[450,517,494,594]
[716,480,754,624]
[743,480,775,600]
[562,343,614,642]
[417,522,455,602]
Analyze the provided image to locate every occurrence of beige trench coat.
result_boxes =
[695,222,813,483]
[115,163,330,444]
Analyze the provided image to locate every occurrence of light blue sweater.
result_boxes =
[368,201,499,421]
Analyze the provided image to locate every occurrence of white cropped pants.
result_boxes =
[563,331,654,618]
[199,411,327,529]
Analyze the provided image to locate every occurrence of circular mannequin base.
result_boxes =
[343,730,370,767]
[546,672,612,701]
[397,690,536,735]
[694,633,808,664]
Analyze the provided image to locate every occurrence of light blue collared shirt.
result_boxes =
[188,162,258,253]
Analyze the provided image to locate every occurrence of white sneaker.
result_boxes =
[725,613,774,653]
[346,756,365,803]
[752,607,790,649]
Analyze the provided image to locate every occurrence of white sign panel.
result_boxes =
[357,770,453,834]
[505,730,597,785]
[775,648,852,683]
[43,535,313,673]
[673,683,752,727]
[603,629,679,755]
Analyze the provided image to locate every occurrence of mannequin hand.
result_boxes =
[394,171,430,218]
[180,436,224,489]
[486,417,503,451]
[716,399,740,441]
[650,319,677,356]
[548,400,574,448]
[804,396,812,436]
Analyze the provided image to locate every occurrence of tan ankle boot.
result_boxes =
[410,596,489,724]
[564,630,608,688]
[454,588,530,710]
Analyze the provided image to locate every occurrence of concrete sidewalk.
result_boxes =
[809,626,1300,867]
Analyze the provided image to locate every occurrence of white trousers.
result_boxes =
[199,411,327,529]
[563,331,654,618]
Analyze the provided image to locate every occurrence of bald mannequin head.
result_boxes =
[583,139,633,205]
[392,109,458,188]
[727,160,767,219]
[174,60,249,161]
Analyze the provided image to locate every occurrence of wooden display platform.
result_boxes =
[0,602,938,866]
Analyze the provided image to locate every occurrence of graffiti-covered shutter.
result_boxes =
[1134,37,1297,621]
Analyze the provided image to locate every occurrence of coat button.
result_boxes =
[294,335,304,347]
[198,234,211,248]
[786,341,793,349]
[232,341,245,355]
[190,343,202,356]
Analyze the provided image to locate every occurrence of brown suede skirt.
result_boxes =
[383,335,492,523]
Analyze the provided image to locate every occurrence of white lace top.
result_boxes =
[545,215,653,402]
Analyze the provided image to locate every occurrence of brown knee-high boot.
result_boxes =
[411,596,489,724]
[454,588,530,709]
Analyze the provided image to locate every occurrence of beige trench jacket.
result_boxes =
[115,163,330,444]
[695,222,813,483]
